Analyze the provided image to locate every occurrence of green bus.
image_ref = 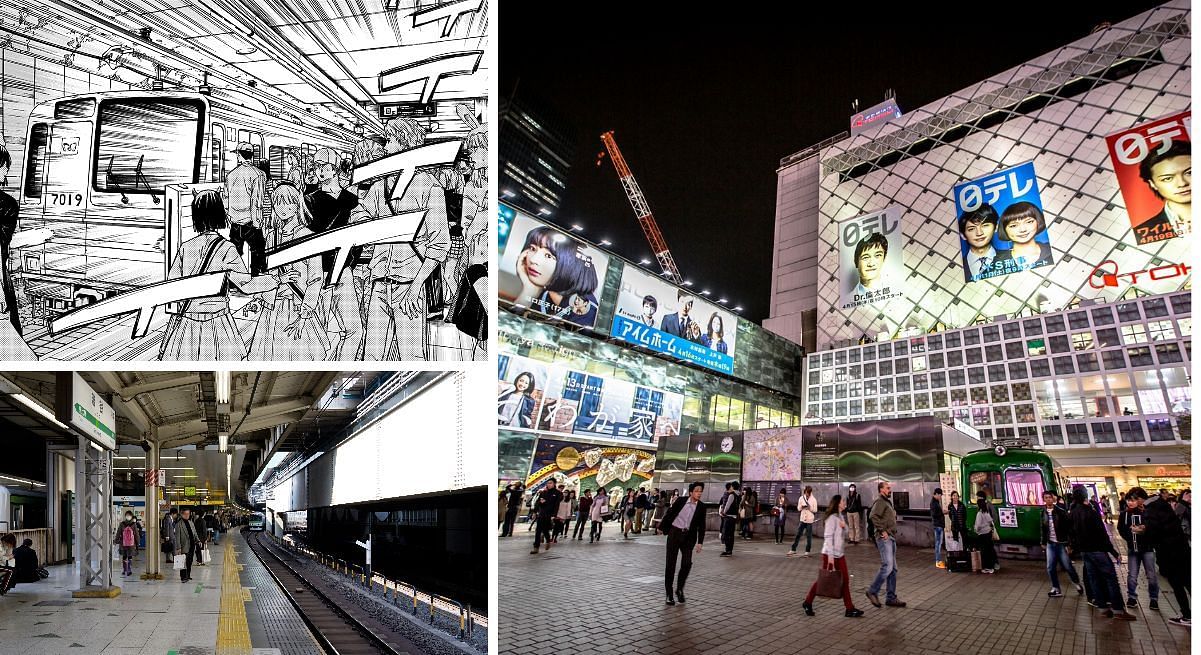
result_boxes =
[961,446,1070,550]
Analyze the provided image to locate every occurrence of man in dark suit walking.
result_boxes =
[661,481,707,605]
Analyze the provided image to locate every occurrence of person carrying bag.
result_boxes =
[801,494,864,618]
[973,492,999,574]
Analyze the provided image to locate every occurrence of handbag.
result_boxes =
[173,554,187,570]
[814,563,844,598]
[991,529,1000,542]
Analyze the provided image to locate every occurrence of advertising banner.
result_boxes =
[525,437,656,493]
[497,352,683,446]
[611,266,738,375]
[1104,111,1191,245]
[850,98,902,137]
[953,161,1052,282]
[838,206,905,309]
[498,207,611,328]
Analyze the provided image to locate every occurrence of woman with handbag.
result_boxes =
[802,495,864,617]
[589,487,609,543]
[973,492,999,574]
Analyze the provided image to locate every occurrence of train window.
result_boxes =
[1005,469,1045,505]
[269,145,287,181]
[210,122,226,182]
[24,123,50,198]
[250,132,263,160]
[55,98,96,119]
[94,99,203,194]
[969,471,1003,503]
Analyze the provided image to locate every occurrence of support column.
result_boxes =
[142,441,163,579]
[72,442,119,598]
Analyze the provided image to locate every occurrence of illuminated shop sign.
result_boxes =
[850,99,902,136]
[1088,260,1191,289]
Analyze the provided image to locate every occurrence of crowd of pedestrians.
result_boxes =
[501,478,1191,627]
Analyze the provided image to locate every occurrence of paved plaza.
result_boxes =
[499,526,1189,655]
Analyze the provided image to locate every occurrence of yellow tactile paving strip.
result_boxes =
[216,539,253,655]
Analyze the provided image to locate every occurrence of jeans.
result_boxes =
[1045,541,1080,590]
[774,521,785,544]
[867,536,898,602]
[791,521,814,553]
[229,222,267,275]
[210,528,219,545]
[1126,550,1159,600]
[1083,551,1125,611]
[933,526,944,564]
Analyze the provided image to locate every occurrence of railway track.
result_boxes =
[245,529,427,655]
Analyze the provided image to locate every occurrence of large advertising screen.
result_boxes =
[838,207,905,309]
[953,161,1052,283]
[525,437,656,493]
[1104,111,1191,246]
[611,266,738,375]
[497,352,683,446]
[498,207,611,329]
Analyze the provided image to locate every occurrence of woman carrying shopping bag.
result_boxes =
[802,495,865,618]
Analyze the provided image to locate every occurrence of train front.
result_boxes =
[16,91,208,331]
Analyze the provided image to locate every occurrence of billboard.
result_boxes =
[498,207,611,329]
[497,352,683,446]
[611,266,738,375]
[953,161,1052,283]
[838,206,905,309]
[525,437,656,493]
[850,98,902,137]
[1104,110,1191,245]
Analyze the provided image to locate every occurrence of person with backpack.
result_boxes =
[115,511,139,577]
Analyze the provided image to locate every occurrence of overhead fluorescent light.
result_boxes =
[219,432,229,453]
[10,394,70,430]
[215,371,230,404]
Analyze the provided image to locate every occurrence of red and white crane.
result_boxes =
[598,131,684,283]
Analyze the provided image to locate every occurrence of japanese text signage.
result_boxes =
[1104,110,1191,245]
[839,206,905,309]
[953,161,1052,283]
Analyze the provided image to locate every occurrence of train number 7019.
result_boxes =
[48,193,84,207]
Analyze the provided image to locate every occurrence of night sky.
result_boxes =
[499,2,1166,323]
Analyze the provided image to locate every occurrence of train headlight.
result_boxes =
[994,445,1007,457]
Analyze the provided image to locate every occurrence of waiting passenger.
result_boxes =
[115,511,139,577]
[304,148,362,361]
[12,539,39,584]
[946,491,968,551]
[225,142,269,276]
[159,190,294,361]
[248,183,328,361]
[973,492,999,574]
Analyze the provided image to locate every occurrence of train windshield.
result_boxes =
[24,123,49,198]
[1004,469,1046,505]
[93,99,203,195]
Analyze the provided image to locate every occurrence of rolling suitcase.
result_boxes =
[970,550,982,573]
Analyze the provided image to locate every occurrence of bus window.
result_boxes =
[93,99,203,195]
[210,122,225,182]
[969,470,1004,503]
[24,123,49,198]
[1005,469,1046,506]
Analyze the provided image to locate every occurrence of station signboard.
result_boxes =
[55,372,116,450]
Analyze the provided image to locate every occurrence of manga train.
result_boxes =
[961,446,1070,549]
[17,88,355,327]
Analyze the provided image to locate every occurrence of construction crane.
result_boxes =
[598,131,684,282]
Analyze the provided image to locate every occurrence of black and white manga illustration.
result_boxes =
[0,0,489,361]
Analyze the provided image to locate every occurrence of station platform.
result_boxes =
[499,527,1190,655]
[0,529,319,654]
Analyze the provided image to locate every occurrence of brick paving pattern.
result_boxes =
[499,526,1190,655]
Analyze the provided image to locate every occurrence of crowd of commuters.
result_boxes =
[501,478,1191,627]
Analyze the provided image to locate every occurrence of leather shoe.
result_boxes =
[845,608,864,617]
[802,602,814,616]
[676,590,686,604]
[865,591,881,608]
[885,599,907,608]
[665,595,675,606]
